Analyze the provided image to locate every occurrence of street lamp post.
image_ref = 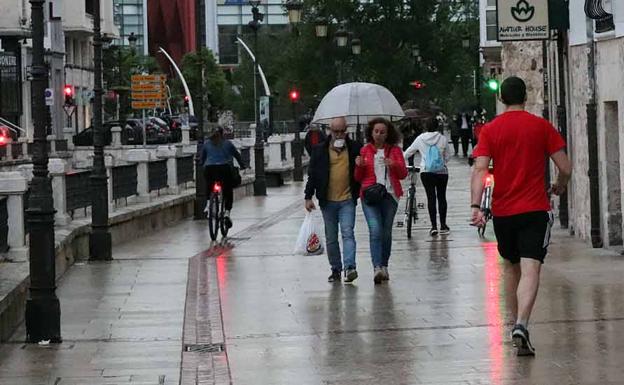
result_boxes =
[249,0,267,195]
[24,0,61,343]
[463,35,481,112]
[89,0,112,260]
[284,0,304,182]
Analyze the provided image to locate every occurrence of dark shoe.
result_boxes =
[344,268,358,283]
[439,225,450,235]
[429,228,439,236]
[223,216,233,229]
[328,271,341,283]
[373,267,384,284]
[511,324,535,356]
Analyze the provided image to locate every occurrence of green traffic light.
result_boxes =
[487,79,499,91]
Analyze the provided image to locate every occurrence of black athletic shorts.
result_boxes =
[492,211,554,264]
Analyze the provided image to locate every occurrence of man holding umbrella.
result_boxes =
[304,117,362,283]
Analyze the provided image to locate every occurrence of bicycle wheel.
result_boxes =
[208,193,220,241]
[406,193,414,239]
[219,193,229,238]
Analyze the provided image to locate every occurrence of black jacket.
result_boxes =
[304,137,362,207]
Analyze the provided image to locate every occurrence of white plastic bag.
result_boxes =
[294,211,324,255]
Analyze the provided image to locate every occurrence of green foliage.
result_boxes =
[229,0,481,121]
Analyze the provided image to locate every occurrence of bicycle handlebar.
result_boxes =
[407,166,420,173]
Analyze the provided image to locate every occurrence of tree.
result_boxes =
[228,0,480,121]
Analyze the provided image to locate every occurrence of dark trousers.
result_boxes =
[203,164,234,211]
[450,135,460,155]
[420,172,449,228]
[460,129,472,156]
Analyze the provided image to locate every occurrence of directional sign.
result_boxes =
[131,74,163,82]
[131,92,167,100]
[131,83,162,92]
[132,100,166,109]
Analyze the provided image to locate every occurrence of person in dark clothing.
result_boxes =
[199,126,246,227]
[304,125,327,156]
[454,111,472,156]
[304,117,362,283]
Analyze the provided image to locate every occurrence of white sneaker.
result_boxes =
[373,267,384,284]
[381,267,390,281]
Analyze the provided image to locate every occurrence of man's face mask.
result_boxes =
[333,139,345,148]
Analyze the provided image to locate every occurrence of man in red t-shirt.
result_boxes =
[470,76,572,357]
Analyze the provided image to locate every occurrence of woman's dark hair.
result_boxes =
[366,117,400,145]
[500,76,527,106]
[209,125,224,143]
[424,117,439,132]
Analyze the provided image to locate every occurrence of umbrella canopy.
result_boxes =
[312,82,404,125]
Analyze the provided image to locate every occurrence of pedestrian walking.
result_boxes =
[470,76,571,357]
[403,117,451,236]
[304,124,327,156]
[454,110,472,156]
[355,117,408,284]
[304,117,362,283]
[450,114,461,156]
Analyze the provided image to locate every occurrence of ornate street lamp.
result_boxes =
[249,0,267,195]
[128,31,138,53]
[315,17,328,38]
[25,0,61,343]
[351,38,361,55]
[284,0,303,24]
[335,25,348,47]
[90,0,112,260]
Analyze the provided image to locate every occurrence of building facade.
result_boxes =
[113,0,148,55]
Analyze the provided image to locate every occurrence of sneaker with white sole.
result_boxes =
[373,267,384,284]
[344,268,358,283]
[511,324,535,356]
[439,225,450,235]
[381,266,390,281]
[429,228,439,236]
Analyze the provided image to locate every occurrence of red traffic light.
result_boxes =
[64,85,73,96]
[410,80,425,90]
[0,126,10,146]
[184,95,189,101]
[289,90,300,102]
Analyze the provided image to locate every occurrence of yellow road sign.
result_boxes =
[131,92,166,100]
[131,74,164,82]
[131,100,165,109]
[131,83,162,92]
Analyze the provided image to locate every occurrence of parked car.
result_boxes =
[147,117,170,144]
[161,115,183,143]
[188,115,199,140]
[72,120,143,146]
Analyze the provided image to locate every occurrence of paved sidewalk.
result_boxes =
[1,156,624,384]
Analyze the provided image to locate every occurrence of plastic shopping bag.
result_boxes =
[294,211,324,256]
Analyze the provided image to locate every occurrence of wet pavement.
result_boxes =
[2,156,624,384]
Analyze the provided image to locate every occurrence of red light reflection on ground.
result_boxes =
[482,241,504,384]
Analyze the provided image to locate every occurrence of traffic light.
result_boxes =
[486,78,500,92]
[410,80,425,90]
[63,84,74,106]
[0,126,10,146]
[183,95,189,108]
[289,89,300,103]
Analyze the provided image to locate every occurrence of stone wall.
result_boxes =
[500,42,545,116]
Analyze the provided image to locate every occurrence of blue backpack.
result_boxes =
[425,144,445,172]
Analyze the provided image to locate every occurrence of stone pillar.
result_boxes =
[63,127,74,150]
[18,137,28,159]
[267,135,283,169]
[284,134,293,161]
[111,126,122,148]
[156,145,180,194]
[181,124,190,145]
[48,158,71,226]
[127,149,151,203]
[0,172,28,261]
[46,134,56,155]
[105,154,115,212]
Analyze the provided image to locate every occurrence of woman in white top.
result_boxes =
[403,117,451,236]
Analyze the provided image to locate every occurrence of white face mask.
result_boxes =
[333,139,345,148]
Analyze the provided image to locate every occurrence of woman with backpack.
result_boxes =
[403,117,451,236]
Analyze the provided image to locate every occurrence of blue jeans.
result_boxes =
[321,199,357,272]
[362,196,398,268]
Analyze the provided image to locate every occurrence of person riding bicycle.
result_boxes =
[199,125,246,228]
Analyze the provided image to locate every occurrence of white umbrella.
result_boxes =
[312,82,405,125]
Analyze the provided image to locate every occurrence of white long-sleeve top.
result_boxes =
[403,131,451,174]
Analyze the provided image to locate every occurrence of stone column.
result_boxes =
[267,135,283,169]
[0,172,28,261]
[105,154,115,212]
[157,145,180,194]
[48,158,71,226]
[110,126,122,148]
[18,137,28,159]
[181,124,190,145]
[46,134,56,155]
[127,149,151,203]
[63,127,74,150]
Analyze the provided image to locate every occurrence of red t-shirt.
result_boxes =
[472,110,566,217]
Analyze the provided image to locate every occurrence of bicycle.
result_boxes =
[207,180,230,241]
[477,172,494,237]
[398,165,425,239]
